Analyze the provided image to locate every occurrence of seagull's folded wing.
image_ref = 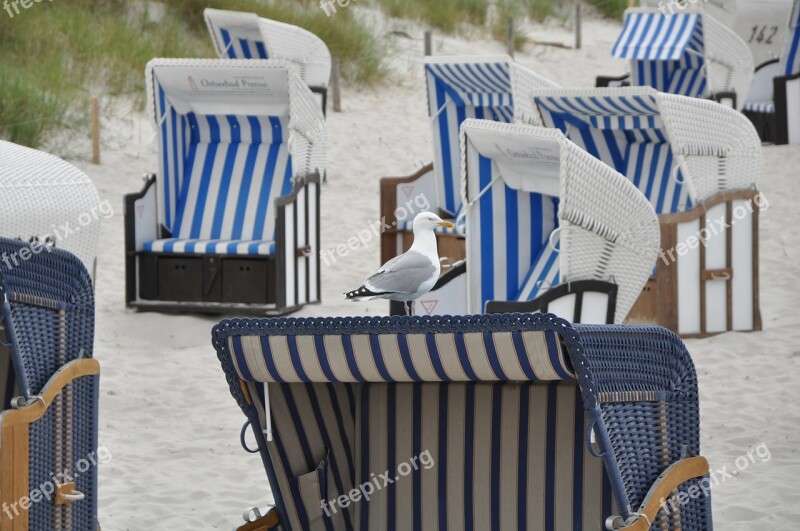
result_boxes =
[364,251,436,295]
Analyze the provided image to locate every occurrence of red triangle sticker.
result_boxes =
[401,185,414,198]
[420,300,438,315]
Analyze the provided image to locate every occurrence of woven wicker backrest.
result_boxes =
[214,314,712,531]
[0,237,98,530]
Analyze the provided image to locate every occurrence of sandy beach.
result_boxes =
[39,7,800,529]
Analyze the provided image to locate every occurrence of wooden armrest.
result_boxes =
[1,358,100,528]
[236,508,281,531]
[0,358,100,429]
[618,456,709,531]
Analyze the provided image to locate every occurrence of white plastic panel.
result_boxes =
[677,219,702,335]
[284,203,296,308]
[786,76,800,145]
[134,183,158,251]
[580,292,611,324]
[546,294,577,322]
[394,166,436,218]
[296,186,307,306]
[465,127,561,197]
[413,269,467,316]
[731,199,754,330]
[308,182,319,303]
[704,203,728,333]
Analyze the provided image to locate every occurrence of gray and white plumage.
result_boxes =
[345,212,454,305]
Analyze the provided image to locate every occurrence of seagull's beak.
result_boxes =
[439,220,455,228]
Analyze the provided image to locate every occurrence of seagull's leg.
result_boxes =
[407,300,415,316]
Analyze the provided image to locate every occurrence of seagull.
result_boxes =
[345,212,455,315]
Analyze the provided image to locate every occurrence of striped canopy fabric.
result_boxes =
[227,325,573,383]
[425,56,515,217]
[534,92,691,214]
[144,60,324,256]
[212,314,712,531]
[612,12,700,60]
[613,12,707,98]
[204,9,269,59]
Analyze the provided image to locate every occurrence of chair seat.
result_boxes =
[743,100,775,113]
[143,238,276,256]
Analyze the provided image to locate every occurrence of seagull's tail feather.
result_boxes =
[344,284,391,301]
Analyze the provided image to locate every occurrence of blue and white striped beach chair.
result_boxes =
[458,120,659,320]
[213,313,714,531]
[743,0,800,144]
[204,8,331,112]
[380,59,558,314]
[0,238,100,530]
[520,86,763,336]
[125,59,324,315]
[598,8,753,110]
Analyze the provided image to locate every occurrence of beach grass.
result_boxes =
[0,0,383,147]
[586,0,629,19]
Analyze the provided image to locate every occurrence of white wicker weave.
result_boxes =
[145,58,326,179]
[509,62,560,126]
[204,8,331,90]
[519,86,761,205]
[460,120,660,321]
[257,18,331,90]
[0,141,101,278]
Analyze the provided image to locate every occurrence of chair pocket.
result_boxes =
[288,447,330,527]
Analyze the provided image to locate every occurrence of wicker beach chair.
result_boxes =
[742,0,800,144]
[212,313,713,531]
[596,8,753,110]
[125,59,324,315]
[0,238,99,531]
[204,8,331,112]
[0,141,102,281]
[640,0,795,67]
[405,121,660,323]
[517,86,762,336]
[379,59,558,314]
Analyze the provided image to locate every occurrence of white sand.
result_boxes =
[47,9,800,530]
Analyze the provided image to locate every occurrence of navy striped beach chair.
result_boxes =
[380,58,558,314]
[0,238,100,530]
[519,86,763,337]
[597,8,753,110]
[125,59,324,315]
[406,121,660,322]
[743,0,800,144]
[213,313,713,531]
[204,8,331,112]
